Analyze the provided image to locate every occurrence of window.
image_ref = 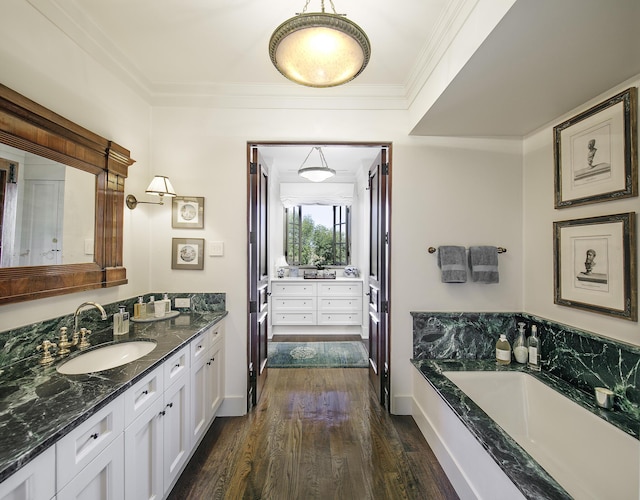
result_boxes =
[285,205,350,266]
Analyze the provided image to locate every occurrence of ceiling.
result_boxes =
[24,0,640,178]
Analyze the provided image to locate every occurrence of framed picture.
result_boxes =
[553,87,637,208]
[554,212,636,321]
[172,196,204,229]
[172,238,204,270]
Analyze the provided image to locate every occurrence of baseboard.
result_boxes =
[392,394,413,415]
[217,395,246,417]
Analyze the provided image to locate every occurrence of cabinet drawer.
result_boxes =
[124,365,164,427]
[190,332,210,364]
[209,322,224,350]
[318,282,362,297]
[56,397,124,490]
[271,282,316,296]
[317,312,362,325]
[164,345,190,388]
[271,312,316,325]
[271,297,316,311]
[318,297,361,312]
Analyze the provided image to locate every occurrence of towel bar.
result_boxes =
[428,246,507,254]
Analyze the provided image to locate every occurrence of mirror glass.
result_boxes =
[0,144,95,268]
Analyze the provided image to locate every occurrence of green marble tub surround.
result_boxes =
[414,359,571,500]
[412,311,640,420]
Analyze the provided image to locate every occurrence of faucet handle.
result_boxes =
[58,327,73,355]
[79,328,91,350]
[36,340,57,365]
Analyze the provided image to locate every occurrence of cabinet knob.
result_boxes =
[90,433,99,440]
[166,402,173,409]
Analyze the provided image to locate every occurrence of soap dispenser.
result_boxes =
[527,325,541,371]
[496,334,511,365]
[134,296,147,319]
[513,322,528,364]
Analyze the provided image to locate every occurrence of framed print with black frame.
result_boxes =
[172,238,204,270]
[553,87,637,208]
[172,196,204,229]
[554,212,637,321]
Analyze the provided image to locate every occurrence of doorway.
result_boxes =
[247,142,391,411]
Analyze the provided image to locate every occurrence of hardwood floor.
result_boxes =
[168,368,458,500]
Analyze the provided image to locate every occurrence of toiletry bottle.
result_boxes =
[162,293,171,313]
[113,308,123,335]
[513,322,528,364]
[496,334,511,365]
[134,296,146,319]
[120,305,130,334]
[528,325,541,371]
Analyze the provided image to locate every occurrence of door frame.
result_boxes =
[246,141,392,409]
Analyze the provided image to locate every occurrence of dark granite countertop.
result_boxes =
[412,359,640,500]
[0,310,227,482]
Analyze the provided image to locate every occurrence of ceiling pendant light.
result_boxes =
[269,0,371,88]
[298,146,336,182]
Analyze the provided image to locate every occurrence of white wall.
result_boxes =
[523,75,640,347]
[0,0,152,329]
[149,103,525,412]
[391,136,524,412]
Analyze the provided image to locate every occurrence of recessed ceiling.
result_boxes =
[25,0,640,138]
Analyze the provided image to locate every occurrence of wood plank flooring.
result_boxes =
[168,367,458,500]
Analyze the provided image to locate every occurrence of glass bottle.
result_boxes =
[528,324,541,371]
[513,322,528,363]
[495,334,511,365]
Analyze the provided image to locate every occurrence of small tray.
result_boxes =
[131,310,180,323]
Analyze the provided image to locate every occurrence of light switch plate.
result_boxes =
[84,239,94,255]
[209,241,224,256]
[174,297,191,308]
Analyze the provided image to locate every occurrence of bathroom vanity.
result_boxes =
[0,310,226,500]
[270,277,363,326]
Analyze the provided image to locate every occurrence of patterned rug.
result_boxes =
[268,341,369,368]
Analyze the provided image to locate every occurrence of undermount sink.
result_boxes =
[56,340,157,375]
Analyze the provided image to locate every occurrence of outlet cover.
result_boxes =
[174,297,191,308]
[209,241,224,256]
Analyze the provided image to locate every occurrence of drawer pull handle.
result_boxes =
[142,390,149,395]
[90,433,99,440]
[175,363,181,368]
[159,410,166,416]
[166,402,173,409]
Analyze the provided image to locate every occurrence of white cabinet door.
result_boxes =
[206,339,224,421]
[189,349,208,447]
[0,447,55,500]
[124,397,164,500]
[162,372,190,494]
[56,434,124,500]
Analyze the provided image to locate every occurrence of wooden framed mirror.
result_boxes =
[0,84,134,305]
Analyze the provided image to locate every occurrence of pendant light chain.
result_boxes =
[300,0,340,15]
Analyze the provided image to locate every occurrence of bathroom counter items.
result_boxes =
[412,359,640,500]
[0,310,227,482]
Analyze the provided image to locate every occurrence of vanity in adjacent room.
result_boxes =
[271,277,363,327]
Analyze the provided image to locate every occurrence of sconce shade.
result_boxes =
[145,175,176,197]
[298,147,335,182]
[126,175,176,209]
[269,9,370,88]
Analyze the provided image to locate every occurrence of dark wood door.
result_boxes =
[247,145,269,410]
[368,147,391,409]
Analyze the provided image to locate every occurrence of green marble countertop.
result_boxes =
[0,310,227,482]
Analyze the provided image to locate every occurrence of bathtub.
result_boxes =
[443,371,640,500]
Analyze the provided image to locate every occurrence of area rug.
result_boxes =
[268,341,368,368]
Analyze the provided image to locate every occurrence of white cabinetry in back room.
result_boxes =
[271,279,363,326]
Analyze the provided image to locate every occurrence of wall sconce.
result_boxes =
[126,175,176,209]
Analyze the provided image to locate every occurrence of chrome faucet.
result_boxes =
[74,301,107,334]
